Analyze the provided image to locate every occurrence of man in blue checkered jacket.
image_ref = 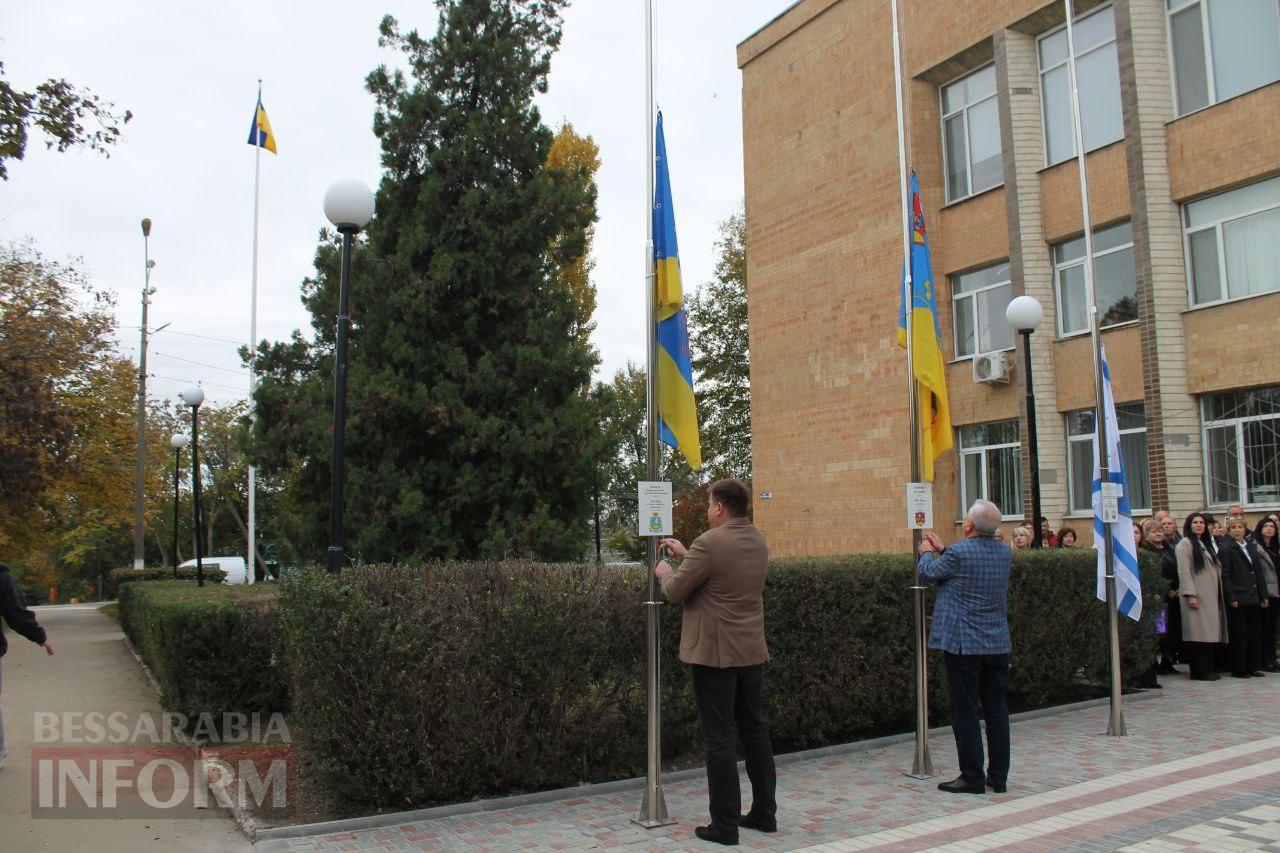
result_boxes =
[919,499,1012,796]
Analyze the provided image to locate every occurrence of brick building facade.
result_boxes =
[737,0,1280,555]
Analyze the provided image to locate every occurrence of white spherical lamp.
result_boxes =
[170,433,190,449]
[179,386,205,408]
[1005,295,1044,332]
[323,179,376,231]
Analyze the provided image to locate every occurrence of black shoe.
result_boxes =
[1249,671,1265,678]
[694,825,738,846]
[1231,672,1251,679]
[938,776,985,794]
[1265,663,1280,673]
[986,776,1007,794]
[737,812,777,833]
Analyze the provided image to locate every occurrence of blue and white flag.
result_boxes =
[1092,346,1141,621]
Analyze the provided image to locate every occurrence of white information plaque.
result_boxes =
[638,481,673,537]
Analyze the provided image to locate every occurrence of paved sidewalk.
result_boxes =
[0,604,250,852]
[260,673,1280,852]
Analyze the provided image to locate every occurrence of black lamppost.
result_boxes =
[322,179,375,573]
[180,386,206,586]
[1007,295,1045,547]
[170,432,189,577]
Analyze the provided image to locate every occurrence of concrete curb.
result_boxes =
[119,632,267,840]
[252,688,1162,846]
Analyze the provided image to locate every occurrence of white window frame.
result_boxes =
[1052,222,1137,338]
[1065,403,1150,515]
[939,64,1002,203]
[1037,3,1122,167]
[1201,386,1280,508]
[951,262,1015,360]
[1183,177,1280,307]
[1166,0,1280,117]
[957,421,1023,520]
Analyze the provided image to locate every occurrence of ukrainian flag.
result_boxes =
[246,98,277,154]
[653,112,701,471]
[896,171,952,481]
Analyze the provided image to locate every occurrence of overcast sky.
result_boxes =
[1,0,790,407]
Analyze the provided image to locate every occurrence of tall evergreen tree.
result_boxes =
[251,0,597,562]
[688,210,751,479]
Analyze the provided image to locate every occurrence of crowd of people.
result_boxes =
[1004,504,1279,682]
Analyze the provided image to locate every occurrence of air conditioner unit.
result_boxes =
[972,351,1011,384]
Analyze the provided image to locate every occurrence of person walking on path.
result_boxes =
[918,499,1012,796]
[656,478,775,846]
[0,562,53,767]
[1176,512,1228,681]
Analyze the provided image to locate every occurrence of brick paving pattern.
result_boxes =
[258,673,1280,851]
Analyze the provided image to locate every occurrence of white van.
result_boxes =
[178,557,247,585]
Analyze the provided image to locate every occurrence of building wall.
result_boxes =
[739,0,1280,555]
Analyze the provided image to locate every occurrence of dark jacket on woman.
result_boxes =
[1220,539,1269,607]
[0,564,46,657]
[1147,540,1178,590]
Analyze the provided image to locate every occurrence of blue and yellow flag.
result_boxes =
[653,113,701,471]
[896,172,952,481]
[246,98,277,154]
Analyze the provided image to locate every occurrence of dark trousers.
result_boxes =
[1159,598,1183,667]
[689,663,776,837]
[1226,604,1265,675]
[944,652,1010,787]
[1265,598,1279,666]
[1185,642,1219,679]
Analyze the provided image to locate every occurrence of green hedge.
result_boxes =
[117,581,284,735]
[108,566,227,596]
[277,550,1165,812]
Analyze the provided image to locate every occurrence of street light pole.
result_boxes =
[133,219,154,569]
[170,433,189,577]
[321,180,375,573]
[181,387,206,587]
[1007,296,1045,548]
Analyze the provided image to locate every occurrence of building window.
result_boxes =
[958,420,1023,518]
[1184,175,1280,306]
[1052,221,1137,336]
[1066,403,1151,515]
[1167,0,1280,116]
[1038,4,1124,166]
[951,261,1014,359]
[941,64,1002,202]
[1202,385,1280,507]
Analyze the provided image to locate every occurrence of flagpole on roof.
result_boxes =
[246,79,264,586]
[1064,0,1126,737]
[890,0,935,780]
[632,0,674,828]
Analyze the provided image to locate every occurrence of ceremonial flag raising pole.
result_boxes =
[891,0,935,779]
[246,81,277,585]
[1063,0,1127,736]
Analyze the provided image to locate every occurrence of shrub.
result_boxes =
[107,566,227,596]
[117,581,284,735]
[278,550,1164,812]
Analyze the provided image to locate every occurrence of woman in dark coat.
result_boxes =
[1219,517,1269,678]
[1253,517,1280,672]
[1143,518,1181,673]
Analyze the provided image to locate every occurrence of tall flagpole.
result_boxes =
[247,79,263,586]
[633,0,673,828]
[891,0,934,779]
[1063,0,1125,736]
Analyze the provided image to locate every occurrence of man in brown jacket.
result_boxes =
[656,479,774,846]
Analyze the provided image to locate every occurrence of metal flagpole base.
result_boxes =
[631,786,674,828]
[1106,713,1128,737]
[904,583,937,779]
